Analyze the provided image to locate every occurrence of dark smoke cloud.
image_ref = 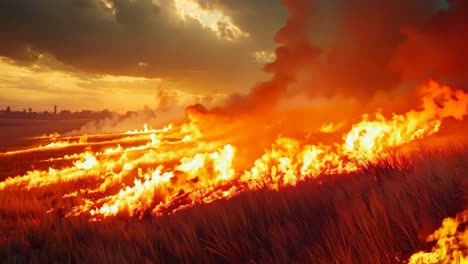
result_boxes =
[199,0,320,115]
[310,0,441,97]
[391,0,468,90]
[255,0,320,104]
[200,0,461,116]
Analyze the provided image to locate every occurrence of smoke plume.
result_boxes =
[192,0,468,118]
[391,0,468,90]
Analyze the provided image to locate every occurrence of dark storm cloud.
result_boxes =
[0,0,286,93]
[0,0,116,63]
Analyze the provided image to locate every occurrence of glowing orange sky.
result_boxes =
[0,56,233,113]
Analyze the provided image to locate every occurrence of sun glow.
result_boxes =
[254,50,276,64]
[174,0,249,41]
[100,0,116,16]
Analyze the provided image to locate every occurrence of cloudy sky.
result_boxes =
[0,0,286,112]
[0,0,466,113]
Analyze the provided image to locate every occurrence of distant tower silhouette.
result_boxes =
[54,105,57,115]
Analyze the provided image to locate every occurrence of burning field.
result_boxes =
[0,81,466,219]
[1,0,468,263]
[0,80,467,263]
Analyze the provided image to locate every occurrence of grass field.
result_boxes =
[0,119,92,150]
[0,147,466,263]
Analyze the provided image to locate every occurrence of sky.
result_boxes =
[0,0,466,114]
[0,0,286,112]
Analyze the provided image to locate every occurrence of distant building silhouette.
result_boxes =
[0,105,116,120]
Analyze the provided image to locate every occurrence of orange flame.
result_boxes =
[0,81,466,219]
[408,209,468,264]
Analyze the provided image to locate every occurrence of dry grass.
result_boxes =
[0,147,466,263]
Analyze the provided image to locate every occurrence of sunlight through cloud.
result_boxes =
[100,0,116,16]
[254,50,276,64]
[174,0,249,41]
